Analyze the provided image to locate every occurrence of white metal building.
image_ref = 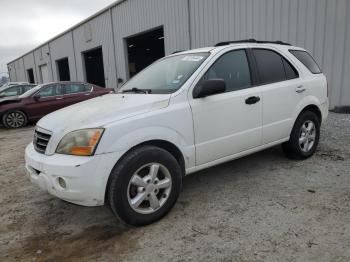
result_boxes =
[7,0,350,111]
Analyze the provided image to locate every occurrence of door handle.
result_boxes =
[296,85,306,93]
[56,97,63,100]
[245,96,260,105]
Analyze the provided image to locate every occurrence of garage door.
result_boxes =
[39,64,50,84]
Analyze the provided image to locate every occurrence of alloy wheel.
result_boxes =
[127,163,172,215]
[5,112,26,128]
[299,120,316,153]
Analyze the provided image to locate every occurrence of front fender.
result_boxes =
[97,126,195,169]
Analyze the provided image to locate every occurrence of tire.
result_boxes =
[282,111,320,160]
[108,145,182,226]
[2,110,28,129]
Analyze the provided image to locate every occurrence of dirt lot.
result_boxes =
[0,112,349,262]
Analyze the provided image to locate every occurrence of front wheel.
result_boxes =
[2,110,28,128]
[282,111,320,159]
[108,146,182,226]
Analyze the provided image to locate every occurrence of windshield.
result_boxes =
[19,84,42,98]
[118,52,210,94]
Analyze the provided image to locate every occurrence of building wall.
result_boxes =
[12,59,26,82]
[33,44,53,84]
[23,53,38,83]
[189,0,350,108]
[7,0,350,108]
[111,0,190,81]
[73,10,117,88]
[8,62,17,81]
[49,32,78,82]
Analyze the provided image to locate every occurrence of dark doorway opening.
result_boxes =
[126,27,165,78]
[27,69,35,83]
[56,58,70,81]
[83,47,105,87]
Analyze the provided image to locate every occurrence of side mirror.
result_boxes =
[193,79,226,99]
[117,78,124,84]
[33,94,41,101]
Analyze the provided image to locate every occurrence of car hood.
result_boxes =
[37,93,171,135]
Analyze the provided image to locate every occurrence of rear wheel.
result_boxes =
[2,110,28,128]
[108,146,182,226]
[282,111,320,159]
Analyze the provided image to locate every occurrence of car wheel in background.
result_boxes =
[282,111,320,160]
[2,110,28,128]
[108,145,182,226]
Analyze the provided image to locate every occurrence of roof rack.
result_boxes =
[172,50,185,54]
[215,39,292,47]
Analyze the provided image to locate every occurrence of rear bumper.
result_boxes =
[320,99,329,122]
[25,143,122,206]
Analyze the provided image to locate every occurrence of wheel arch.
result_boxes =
[294,104,322,124]
[104,139,186,204]
[299,104,322,124]
[1,108,29,127]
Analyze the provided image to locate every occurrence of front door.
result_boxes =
[190,49,263,166]
[26,84,64,119]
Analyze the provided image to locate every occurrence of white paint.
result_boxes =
[39,64,50,83]
[25,43,328,207]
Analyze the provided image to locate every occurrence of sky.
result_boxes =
[0,0,116,77]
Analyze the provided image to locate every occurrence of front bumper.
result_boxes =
[25,143,123,206]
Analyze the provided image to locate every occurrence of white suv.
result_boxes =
[25,40,329,226]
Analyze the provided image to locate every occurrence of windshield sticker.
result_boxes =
[181,56,204,62]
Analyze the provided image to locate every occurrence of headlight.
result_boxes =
[56,129,104,156]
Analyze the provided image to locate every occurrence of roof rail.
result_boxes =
[215,39,292,47]
[172,50,185,54]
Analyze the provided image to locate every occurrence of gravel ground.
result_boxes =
[0,112,349,262]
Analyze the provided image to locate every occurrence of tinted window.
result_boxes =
[203,50,251,92]
[84,84,93,92]
[37,84,63,97]
[64,84,86,94]
[290,50,321,74]
[253,49,286,84]
[282,58,299,79]
[21,85,35,94]
[0,86,20,96]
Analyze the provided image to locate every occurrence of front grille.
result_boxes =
[33,129,52,154]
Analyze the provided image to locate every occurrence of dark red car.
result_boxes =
[0,82,114,128]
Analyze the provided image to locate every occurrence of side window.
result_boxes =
[84,84,93,92]
[64,84,86,94]
[37,84,63,97]
[282,58,299,79]
[289,50,321,74]
[202,50,252,92]
[253,49,286,85]
[0,86,20,96]
[21,85,34,94]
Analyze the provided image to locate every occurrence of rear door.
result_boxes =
[62,83,92,106]
[251,48,304,144]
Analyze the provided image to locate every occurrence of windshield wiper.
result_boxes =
[122,87,152,94]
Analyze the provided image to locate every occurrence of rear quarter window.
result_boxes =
[289,50,321,74]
